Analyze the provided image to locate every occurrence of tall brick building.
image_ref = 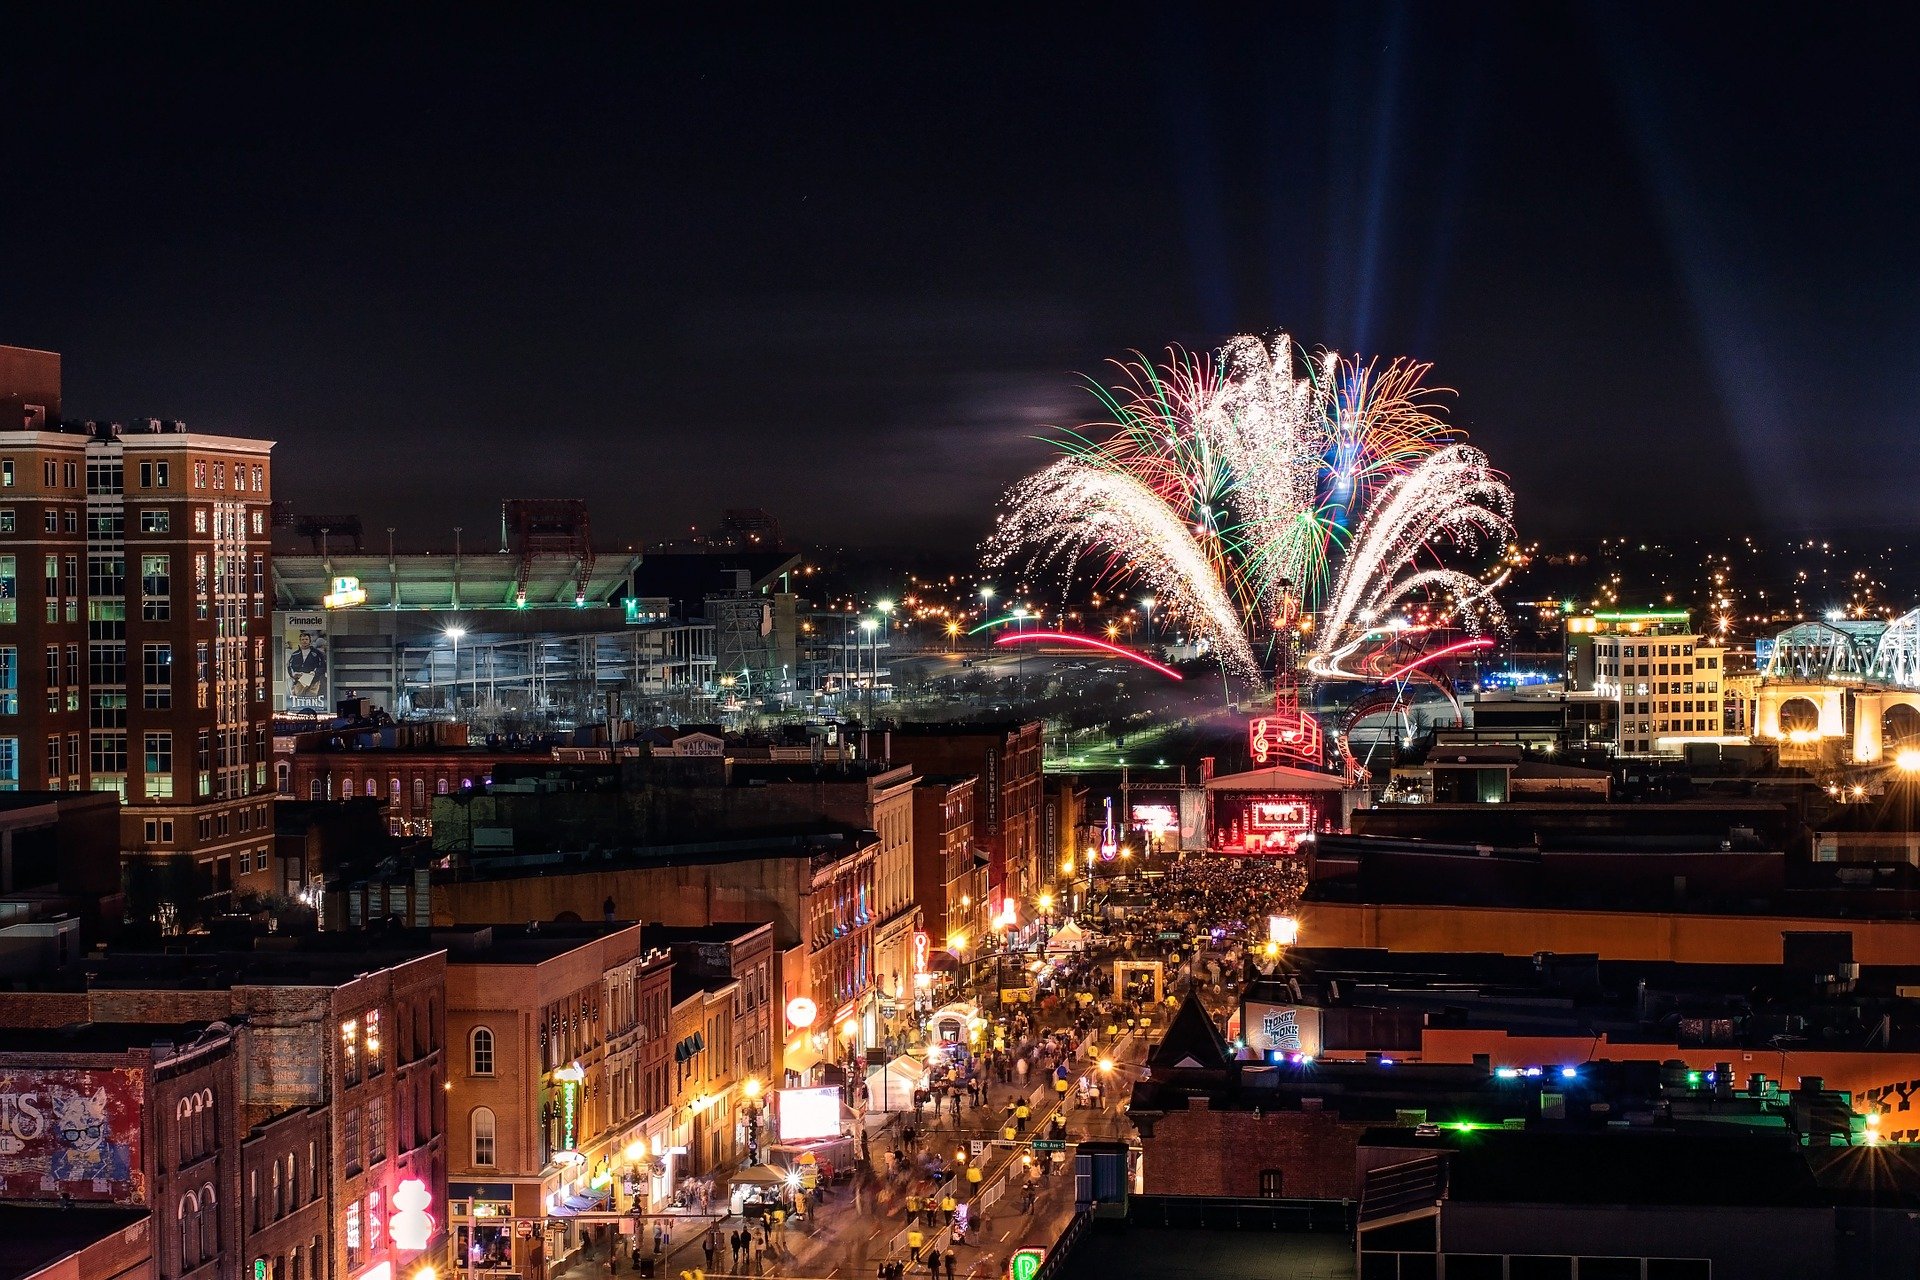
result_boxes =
[887,721,1042,913]
[0,343,276,892]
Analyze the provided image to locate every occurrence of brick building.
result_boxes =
[0,936,449,1280]
[909,775,985,962]
[276,721,551,839]
[888,722,1042,914]
[442,923,671,1277]
[0,344,276,901]
[666,965,743,1178]
[641,922,777,1107]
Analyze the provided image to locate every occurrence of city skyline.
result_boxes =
[5,8,1919,548]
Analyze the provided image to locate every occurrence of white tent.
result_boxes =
[865,1055,929,1112]
[1046,921,1089,953]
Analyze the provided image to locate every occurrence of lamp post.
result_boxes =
[859,617,879,722]
[742,1077,764,1164]
[1140,597,1156,647]
[445,626,467,713]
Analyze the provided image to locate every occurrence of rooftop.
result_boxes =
[434,921,651,966]
[641,922,771,947]
[0,934,445,995]
[1365,1128,1825,1208]
[0,1206,150,1280]
[0,1020,229,1057]
[1245,946,1920,1054]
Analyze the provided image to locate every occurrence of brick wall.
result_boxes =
[1140,1101,1369,1200]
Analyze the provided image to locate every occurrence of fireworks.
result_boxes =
[986,334,1513,680]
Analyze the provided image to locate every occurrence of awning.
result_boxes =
[554,1187,611,1215]
[731,1164,790,1186]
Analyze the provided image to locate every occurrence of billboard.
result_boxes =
[775,1086,842,1142]
[0,1067,146,1203]
[279,610,331,713]
[1243,1002,1323,1058]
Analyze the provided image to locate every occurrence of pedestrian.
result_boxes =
[926,1249,941,1278]
[944,1249,956,1280]
[702,1232,716,1271]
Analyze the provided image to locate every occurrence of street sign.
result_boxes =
[1032,1139,1066,1152]
[970,1140,985,1157]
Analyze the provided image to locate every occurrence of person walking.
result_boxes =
[702,1230,716,1273]
[944,1249,957,1280]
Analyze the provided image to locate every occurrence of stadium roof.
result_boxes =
[274,550,642,611]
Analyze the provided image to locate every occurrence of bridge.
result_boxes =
[1753,611,1920,763]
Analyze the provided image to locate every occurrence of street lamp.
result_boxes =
[1140,598,1156,645]
[979,585,996,613]
[742,1077,764,1161]
[444,626,467,709]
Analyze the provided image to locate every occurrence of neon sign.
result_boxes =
[912,931,929,974]
[553,1063,584,1163]
[1249,711,1323,767]
[387,1177,436,1252]
[1010,1248,1046,1280]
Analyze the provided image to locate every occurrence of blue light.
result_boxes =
[1560,1067,1578,1080]
[1494,1067,1520,1080]
[1378,1057,1395,1067]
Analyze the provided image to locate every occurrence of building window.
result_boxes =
[141,509,170,534]
[143,732,173,799]
[1258,1169,1285,1198]
[366,1096,385,1165]
[471,1106,497,1167]
[0,737,16,792]
[341,1019,361,1086]
[85,459,122,495]
[1,459,11,487]
[470,1027,495,1076]
[0,556,15,624]
[143,643,173,709]
[0,647,15,716]
[0,509,11,533]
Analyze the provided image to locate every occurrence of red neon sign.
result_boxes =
[1249,710,1323,767]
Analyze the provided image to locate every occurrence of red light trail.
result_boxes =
[1379,636,1494,683]
[993,630,1185,680]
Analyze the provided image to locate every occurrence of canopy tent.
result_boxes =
[1045,921,1090,953]
[730,1164,790,1187]
[865,1054,930,1112]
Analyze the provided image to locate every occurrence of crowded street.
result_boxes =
[533,850,1297,1280]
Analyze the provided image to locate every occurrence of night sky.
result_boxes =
[4,6,1917,551]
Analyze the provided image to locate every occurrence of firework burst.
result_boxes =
[986,334,1514,680]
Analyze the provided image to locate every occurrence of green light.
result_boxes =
[1686,1071,1702,1087]
[1010,1249,1046,1280]
[1592,610,1690,621]
[967,613,1024,636]
[1440,1121,1490,1132]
